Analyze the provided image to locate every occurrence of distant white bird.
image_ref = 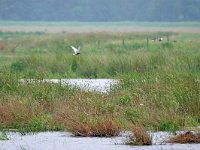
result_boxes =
[158,37,163,42]
[71,46,80,55]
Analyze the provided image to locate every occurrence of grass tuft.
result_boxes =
[69,119,121,137]
[0,132,9,140]
[167,131,200,144]
[126,126,152,145]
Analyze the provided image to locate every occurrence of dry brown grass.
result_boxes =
[167,131,200,144]
[67,118,121,137]
[127,126,152,145]
[0,102,13,125]
[0,100,34,124]
[54,93,122,137]
[55,108,121,137]
[0,97,52,127]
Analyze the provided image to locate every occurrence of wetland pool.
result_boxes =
[1,131,200,150]
[20,79,119,93]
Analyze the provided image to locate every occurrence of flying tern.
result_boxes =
[71,46,80,55]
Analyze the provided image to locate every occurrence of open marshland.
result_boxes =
[0,22,200,149]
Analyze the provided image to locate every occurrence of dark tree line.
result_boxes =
[0,0,200,21]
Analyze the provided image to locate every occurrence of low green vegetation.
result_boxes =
[0,132,8,140]
[0,30,199,136]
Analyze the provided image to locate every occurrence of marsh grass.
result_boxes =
[0,31,199,135]
[54,92,122,136]
[0,132,8,140]
[1,32,199,78]
[59,116,122,137]
[167,131,200,144]
[126,126,152,145]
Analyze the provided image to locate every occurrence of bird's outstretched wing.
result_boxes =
[71,46,80,55]
[71,46,78,53]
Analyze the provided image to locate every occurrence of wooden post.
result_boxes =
[122,38,125,46]
[146,36,149,50]
[59,78,62,87]
[167,32,169,42]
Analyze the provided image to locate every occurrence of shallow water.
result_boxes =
[20,79,119,93]
[1,132,200,150]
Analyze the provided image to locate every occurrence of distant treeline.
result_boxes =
[0,0,200,22]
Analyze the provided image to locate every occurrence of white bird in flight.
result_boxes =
[71,46,80,55]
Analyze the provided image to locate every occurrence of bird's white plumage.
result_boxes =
[71,46,80,55]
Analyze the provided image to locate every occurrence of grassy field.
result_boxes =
[0,23,200,136]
